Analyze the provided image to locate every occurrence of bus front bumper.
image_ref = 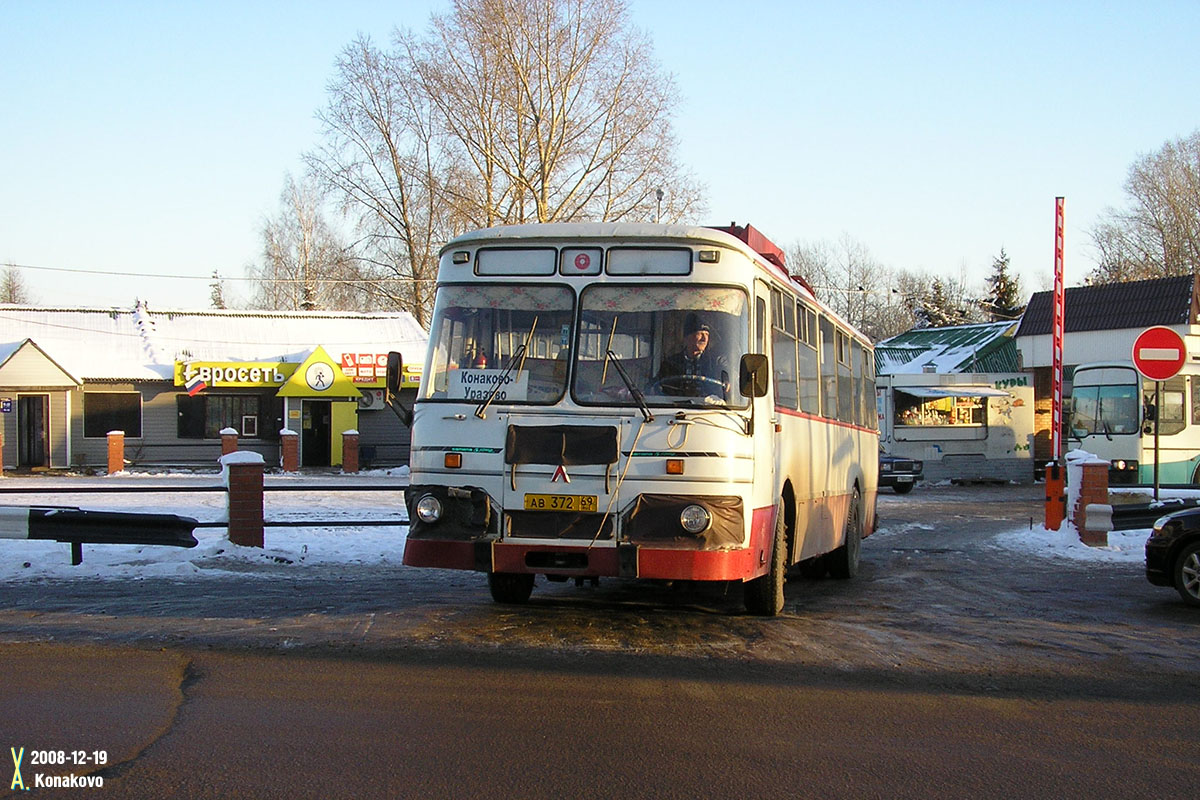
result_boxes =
[402,538,767,582]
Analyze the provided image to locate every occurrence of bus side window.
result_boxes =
[819,315,837,419]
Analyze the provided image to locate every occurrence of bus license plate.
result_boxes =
[524,494,598,513]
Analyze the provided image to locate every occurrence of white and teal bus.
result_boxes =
[1069,360,1200,484]
[390,223,878,615]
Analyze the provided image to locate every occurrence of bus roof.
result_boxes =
[440,222,871,347]
[443,222,749,254]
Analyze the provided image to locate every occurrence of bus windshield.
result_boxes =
[422,284,575,403]
[574,285,750,409]
[1071,383,1140,436]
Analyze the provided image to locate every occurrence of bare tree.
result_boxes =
[249,174,361,311]
[788,235,912,340]
[0,264,33,304]
[1088,129,1200,284]
[307,0,705,325]
[306,38,447,325]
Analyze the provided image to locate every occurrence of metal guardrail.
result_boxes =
[0,482,409,563]
[1110,498,1200,530]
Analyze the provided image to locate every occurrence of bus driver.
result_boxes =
[654,313,729,398]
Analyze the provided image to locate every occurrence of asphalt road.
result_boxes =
[1,483,1198,798]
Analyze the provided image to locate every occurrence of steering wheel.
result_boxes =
[649,374,726,398]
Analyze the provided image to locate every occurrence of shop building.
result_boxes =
[874,321,1034,483]
[1015,274,1199,465]
[0,305,427,471]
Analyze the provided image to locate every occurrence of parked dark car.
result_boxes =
[879,453,923,494]
[1146,507,1200,607]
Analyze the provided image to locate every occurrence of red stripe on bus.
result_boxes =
[774,405,880,435]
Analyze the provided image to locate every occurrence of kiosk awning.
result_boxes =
[896,386,1010,399]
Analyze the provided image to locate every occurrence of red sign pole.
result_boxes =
[1052,197,1065,462]
[1045,197,1067,530]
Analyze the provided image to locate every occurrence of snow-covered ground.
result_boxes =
[0,469,412,580]
[0,470,1184,580]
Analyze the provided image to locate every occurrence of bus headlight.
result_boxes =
[1113,460,1127,470]
[680,504,712,534]
[415,494,443,524]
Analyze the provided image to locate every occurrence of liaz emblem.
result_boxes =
[551,464,571,483]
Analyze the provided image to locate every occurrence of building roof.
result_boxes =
[1015,274,1198,337]
[875,321,1019,374]
[0,304,428,381]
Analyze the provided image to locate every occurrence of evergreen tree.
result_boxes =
[982,248,1023,321]
[209,270,227,310]
[915,279,956,328]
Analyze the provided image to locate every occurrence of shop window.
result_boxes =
[894,391,986,427]
[84,393,142,438]
[177,394,268,439]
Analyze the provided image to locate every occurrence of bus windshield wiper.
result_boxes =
[474,343,526,419]
[606,349,653,423]
[475,316,538,419]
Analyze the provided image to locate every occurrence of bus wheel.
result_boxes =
[488,572,534,604]
[1191,464,1200,486]
[828,488,862,580]
[744,501,787,616]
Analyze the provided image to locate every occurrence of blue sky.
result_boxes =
[2,0,1198,310]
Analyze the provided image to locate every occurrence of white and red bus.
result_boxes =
[390,222,878,615]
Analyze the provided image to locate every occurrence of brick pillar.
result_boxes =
[107,431,125,474]
[280,429,299,472]
[1074,461,1110,547]
[220,427,239,455]
[342,430,360,474]
[221,452,264,548]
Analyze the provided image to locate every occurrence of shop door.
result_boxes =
[302,400,332,466]
[18,394,50,469]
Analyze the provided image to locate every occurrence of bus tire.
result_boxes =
[828,488,862,580]
[745,501,787,616]
[488,572,534,604]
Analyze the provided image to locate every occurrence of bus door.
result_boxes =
[754,282,779,511]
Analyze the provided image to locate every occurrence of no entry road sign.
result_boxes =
[1132,326,1187,381]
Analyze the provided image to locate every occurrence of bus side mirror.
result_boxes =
[385,351,413,426]
[740,354,769,398]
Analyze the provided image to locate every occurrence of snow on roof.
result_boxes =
[875,321,1017,375]
[0,304,428,381]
